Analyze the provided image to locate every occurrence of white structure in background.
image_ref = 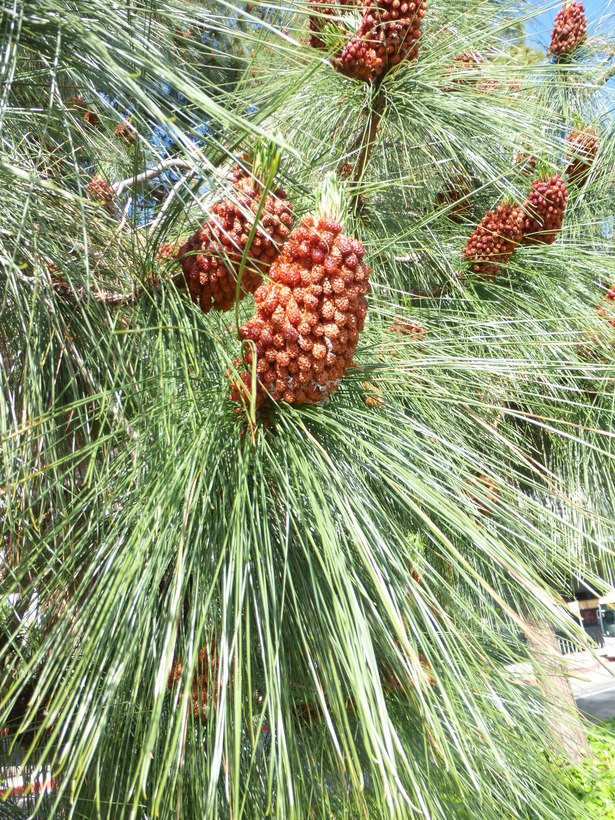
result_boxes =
[567,589,615,657]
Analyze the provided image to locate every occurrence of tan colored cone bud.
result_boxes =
[87,175,115,213]
[391,317,426,338]
[566,128,598,185]
[168,640,231,721]
[438,176,472,220]
[597,286,615,330]
[115,118,136,146]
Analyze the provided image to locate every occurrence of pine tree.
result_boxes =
[1,0,615,817]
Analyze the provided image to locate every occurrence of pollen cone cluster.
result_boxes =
[462,203,524,278]
[548,1,587,58]
[437,176,471,220]
[566,128,598,185]
[317,0,427,82]
[363,380,384,409]
[514,153,537,174]
[114,118,136,146]
[168,642,228,720]
[445,51,483,90]
[157,242,179,261]
[87,175,114,213]
[177,168,293,314]
[521,175,568,245]
[70,95,101,128]
[69,94,85,110]
[230,215,370,406]
[83,110,101,129]
[308,0,341,50]
[381,649,435,698]
[293,701,323,727]
[33,137,67,180]
[453,52,482,67]
[578,287,615,360]
[468,475,500,517]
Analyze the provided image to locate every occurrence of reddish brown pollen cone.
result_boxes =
[177,167,293,314]
[462,203,524,279]
[312,0,427,82]
[548,2,587,58]
[566,128,598,186]
[230,215,370,406]
[520,175,568,246]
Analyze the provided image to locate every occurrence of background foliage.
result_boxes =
[561,718,615,818]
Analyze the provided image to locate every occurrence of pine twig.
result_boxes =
[14,268,186,307]
[350,78,385,213]
[407,284,451,299]
[113,158,194,198]
[150,171,196,231]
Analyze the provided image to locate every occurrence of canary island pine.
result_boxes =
[1,1,614,818]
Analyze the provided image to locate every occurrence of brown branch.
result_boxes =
[141,271,186,298]
[52,280,137,306]
[353,107,382,186]
[392,252,459,298]
[150,171,196,230]
[598,60,615,87]
[407,284,451,299]
[595,44,615,86]
[350,78,385,213]
[353,81,384,183]
[14,269,186,307]
[62,332,139,441]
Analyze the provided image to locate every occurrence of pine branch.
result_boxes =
[62,333,138,442]
[594,44,615,86]
[112,158,194,198]
[350,79,385,213]
[598,59,615,87]
[408,284,451,299]
[13,268,186,306]
[149,171,196,230]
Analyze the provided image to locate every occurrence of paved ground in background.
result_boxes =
[567,639,615,721]
[506,638,615,721]
[577,686,615,722]
[564,638,615,721]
